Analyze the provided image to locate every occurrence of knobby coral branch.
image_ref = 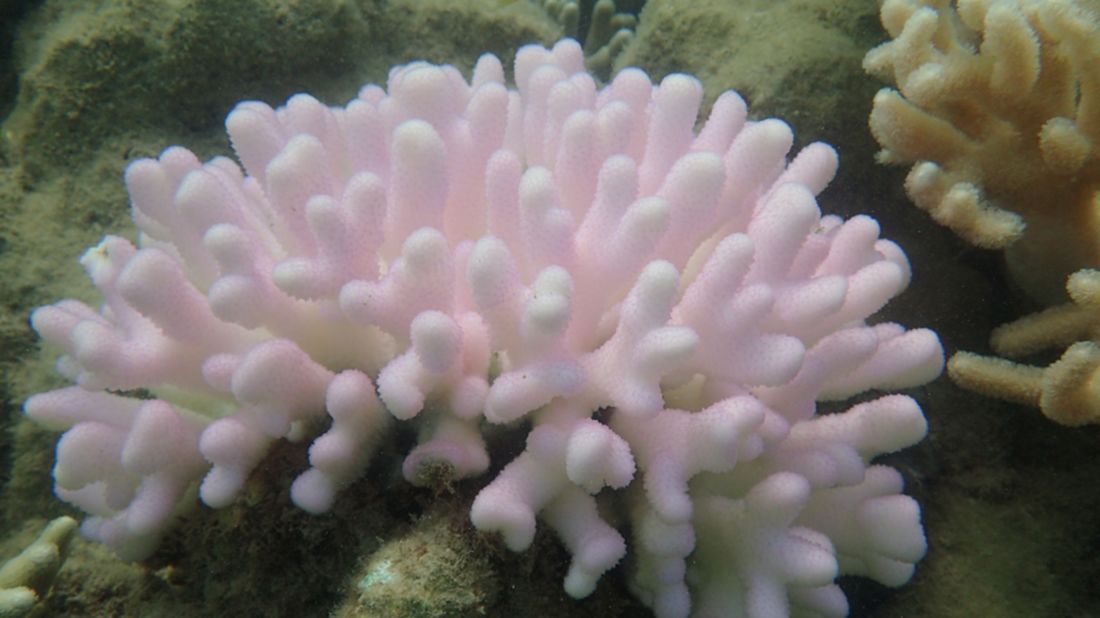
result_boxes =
[25,39,942,617]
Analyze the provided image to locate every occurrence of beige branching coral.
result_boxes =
[864,0,1100,304]
[0,517,77,618]
[866,0,1100,425]
[949,269,1100,425]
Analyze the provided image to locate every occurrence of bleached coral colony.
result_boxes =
[24,40,943,617]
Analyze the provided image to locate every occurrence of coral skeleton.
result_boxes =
[25,40,942,617]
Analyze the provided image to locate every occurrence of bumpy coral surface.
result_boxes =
[25,40,943,617]
[864,0,1100,304]
[865,0,1100,427]
[950,268,1100,425]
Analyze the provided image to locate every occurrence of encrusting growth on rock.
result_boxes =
[0,516,77,618]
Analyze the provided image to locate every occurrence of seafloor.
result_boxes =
[0,1,1098,617]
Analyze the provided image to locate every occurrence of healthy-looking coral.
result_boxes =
[950,268,1100,425]
[24,40,942,617]
[864,0,1100,305]
[864,0,1100,426]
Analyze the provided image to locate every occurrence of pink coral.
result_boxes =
[26,40,942,617]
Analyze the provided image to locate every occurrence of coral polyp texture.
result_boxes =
[25,40,944,617]
[864,0,1100,305]
[950,268,1100,425]
[864,0,1100,426]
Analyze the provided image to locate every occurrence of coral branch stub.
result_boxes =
[0,516,78,618]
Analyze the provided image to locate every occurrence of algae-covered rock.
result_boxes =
[0,0,562,181]
[4,0,368,180]
[335,505,499,618]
